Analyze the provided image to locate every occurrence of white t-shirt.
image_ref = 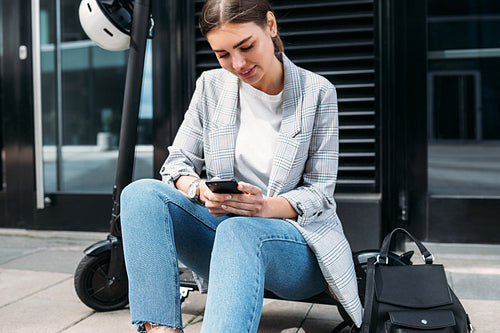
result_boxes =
[234,82,283,195]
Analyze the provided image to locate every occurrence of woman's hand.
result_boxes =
[202,182,266,217]
[201,181,298,219]
[175,176,298,219]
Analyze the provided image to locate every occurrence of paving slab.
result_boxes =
[151,293,344,333]
[63,291,208,333]
[63,309,136,333]
[0,269,70,308]
[0,249,84,274]
[257,299,312,332]
[298,303,347,333]
[461,299,500,333]
[0,277,91,333]
[0,234,97,250]
[180,295,343,333]
[183,320,203,333]
[0,248,40,265]
[179,291,206,329]
[299,320,350,333]
[448,270,500,300]
[305,303,344,322]
[58,298,500,333]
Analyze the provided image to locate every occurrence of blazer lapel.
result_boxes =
[268,55,303,196]
[208,74,239,179]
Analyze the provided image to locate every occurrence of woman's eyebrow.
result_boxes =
[213,35,253,53]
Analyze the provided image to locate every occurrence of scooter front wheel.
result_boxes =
[74,251,129,311]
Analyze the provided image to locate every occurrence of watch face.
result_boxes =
[188,180,198,199]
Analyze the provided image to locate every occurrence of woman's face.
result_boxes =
[206,13,282,94]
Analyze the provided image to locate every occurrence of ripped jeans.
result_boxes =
[120,179,328,333]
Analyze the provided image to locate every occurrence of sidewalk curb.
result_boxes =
[0,228,107,241]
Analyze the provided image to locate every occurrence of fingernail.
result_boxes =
[225,195,232,200]
[221,204,227,209]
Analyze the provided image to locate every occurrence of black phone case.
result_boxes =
[205,180,242,194]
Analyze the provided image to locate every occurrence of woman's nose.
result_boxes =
[232,53,246,71]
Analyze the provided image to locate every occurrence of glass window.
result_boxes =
[41,0,153,193]
[0,3,3,191]
[427,0,500,196]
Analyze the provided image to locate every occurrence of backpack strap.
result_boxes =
[361,257,376,332]
[378,228,434,265]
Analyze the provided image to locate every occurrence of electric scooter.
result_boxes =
[74,0,152,312]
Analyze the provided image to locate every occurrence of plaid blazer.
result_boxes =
[160,54,362,326]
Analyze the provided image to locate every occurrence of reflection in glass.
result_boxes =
[427,0,500,196]
[41,0,153,193]
[0,3,3,191]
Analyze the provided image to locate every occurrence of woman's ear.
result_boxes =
[266,11,277,37]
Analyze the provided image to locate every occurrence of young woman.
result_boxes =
[120,0,362,332]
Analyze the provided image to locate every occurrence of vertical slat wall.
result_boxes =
[193,0,377,193]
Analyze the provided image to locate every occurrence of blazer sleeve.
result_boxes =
[280,84,339,226]
[160,74,207,185]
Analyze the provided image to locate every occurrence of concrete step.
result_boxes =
[405,241,500,301]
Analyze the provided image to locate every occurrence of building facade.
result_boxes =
[1,0,499,248]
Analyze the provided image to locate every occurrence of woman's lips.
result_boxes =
[238,66,256,78]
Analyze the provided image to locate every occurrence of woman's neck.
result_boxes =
[253,56,284,95]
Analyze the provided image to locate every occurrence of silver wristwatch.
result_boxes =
[187,179,202,203]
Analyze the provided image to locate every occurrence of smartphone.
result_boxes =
[205,179,242,194]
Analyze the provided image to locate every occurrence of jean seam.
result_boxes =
[162,203,183,327]
[259,236,308,247]
[245,237,309,332]
[160,196,220,233]
[247,239,265,333]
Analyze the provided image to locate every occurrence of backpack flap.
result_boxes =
[375,264,453,308]
[388,310,456,330]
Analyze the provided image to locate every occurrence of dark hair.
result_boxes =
[199,0,284,58]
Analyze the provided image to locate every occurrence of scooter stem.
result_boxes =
[110,0,151,237]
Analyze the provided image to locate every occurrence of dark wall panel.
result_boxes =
[336,197,381,251]
[0,0,35,229]
[429,197,500,244]
[35,194,111,232]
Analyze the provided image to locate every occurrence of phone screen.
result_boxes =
[205,180,242,194]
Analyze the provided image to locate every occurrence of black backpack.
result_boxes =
[361,228,473,333]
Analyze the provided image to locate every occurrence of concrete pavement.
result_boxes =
[1,228,499,332]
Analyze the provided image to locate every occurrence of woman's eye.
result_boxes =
[241,45,253,51]
[218,53,229,59]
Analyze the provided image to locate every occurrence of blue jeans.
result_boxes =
[121,179,328,333]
